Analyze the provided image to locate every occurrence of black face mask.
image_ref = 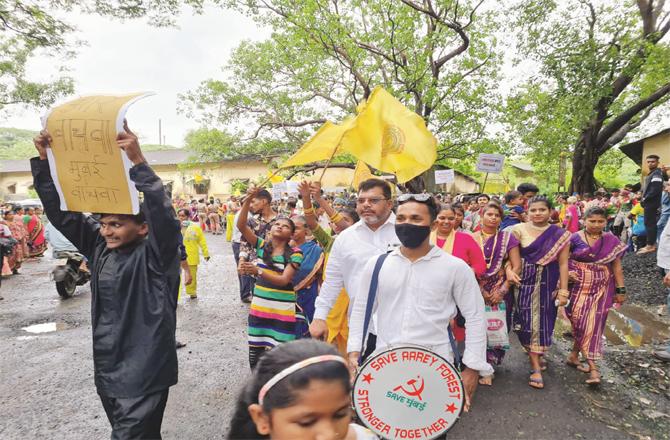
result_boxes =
[395,223,431,249]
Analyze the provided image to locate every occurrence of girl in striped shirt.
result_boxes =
[237,188,303,369]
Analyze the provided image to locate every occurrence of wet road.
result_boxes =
[0,234,655,439]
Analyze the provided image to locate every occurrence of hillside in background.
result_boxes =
[0,127,178,160]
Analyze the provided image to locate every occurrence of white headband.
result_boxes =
[258,355,347,405]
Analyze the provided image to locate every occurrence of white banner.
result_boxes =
[272,181,286,200]
[434,169,455,185]
[475,153,505,173]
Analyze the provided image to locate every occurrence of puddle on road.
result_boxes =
[21,322,73,334]
[606,304,670,347]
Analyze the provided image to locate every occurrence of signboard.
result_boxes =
[475,153,505,173]
[285,181,299,196]
[42,93,153,214]
[352,346,464,439]
[271,181,286,201]
[434,169,455,185]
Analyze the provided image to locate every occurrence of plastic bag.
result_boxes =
[485,303,510,350]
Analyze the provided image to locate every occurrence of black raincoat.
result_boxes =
[32,158,181,398]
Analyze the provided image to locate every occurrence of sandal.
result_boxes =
[479,375,494,386]
[529,370,544,389]
[566,359,590,373]
[585,369,601,386]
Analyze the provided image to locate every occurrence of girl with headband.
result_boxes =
[227,339,376,439]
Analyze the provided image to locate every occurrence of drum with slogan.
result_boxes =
[352,345,464,440]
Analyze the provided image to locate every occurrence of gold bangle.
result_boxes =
[330,212,343,223]
[303,207,315,215]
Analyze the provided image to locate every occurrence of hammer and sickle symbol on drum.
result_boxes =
[393,376,425,401]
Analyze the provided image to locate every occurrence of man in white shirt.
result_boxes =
[309,179,400,345]
[347,194,491,411]
[655,220,670,361]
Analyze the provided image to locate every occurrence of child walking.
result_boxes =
[237,188,303,369]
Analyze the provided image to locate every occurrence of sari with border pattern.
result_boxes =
[566,232,626,360]
[478,230,520,365]
[514,224,571,354]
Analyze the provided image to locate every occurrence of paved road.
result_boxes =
[0,234,637,439]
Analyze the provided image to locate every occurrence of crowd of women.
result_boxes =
[197,178,628,400]
[0,204,47,282]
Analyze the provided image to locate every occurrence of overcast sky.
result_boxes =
[2,5,667,148]
[2,5,267,147]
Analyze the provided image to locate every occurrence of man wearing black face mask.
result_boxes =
[347,194,491,412]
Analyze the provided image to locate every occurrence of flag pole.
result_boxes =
[240,168,282,204]
[318,145,340,183]
[482,172,489,193]
[257,168,282,188]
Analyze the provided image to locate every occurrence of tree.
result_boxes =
[508,0,670,194]
[0,0,212,111]
[179,0,504,189]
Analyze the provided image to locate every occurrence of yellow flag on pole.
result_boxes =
[267,171,284,184]
[339,87,437,183]
[351,161,373,190]
[280,119,354,168]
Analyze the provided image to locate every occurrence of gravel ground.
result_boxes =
[0,234,668,439]
[623,251,668,306]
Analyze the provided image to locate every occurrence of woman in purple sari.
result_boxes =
[510,196,571,390]
[566,206,626,385]
[473,202,521,386]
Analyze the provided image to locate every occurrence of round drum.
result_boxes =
[352,345,464,439]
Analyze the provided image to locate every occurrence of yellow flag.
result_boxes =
[339,87,437,183]
[267,171,284,184]
[280,119,354,168]
[351,161,373,190]
[194,173,203,184]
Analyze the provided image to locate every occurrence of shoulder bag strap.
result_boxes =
[358,253,389,366]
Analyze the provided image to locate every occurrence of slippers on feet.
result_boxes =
[529,370,544,389]
[479,375,494,386]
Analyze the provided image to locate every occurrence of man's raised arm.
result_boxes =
[31,131,100,260]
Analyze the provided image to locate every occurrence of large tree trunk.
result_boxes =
[404,175,426,193]
[569,128,600,194]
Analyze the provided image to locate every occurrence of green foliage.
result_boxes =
[506,0,670,193]
[182,127,292,163]
[180,0,505,166]
[230,178,249,195]
[594,148,640,189]
[0,127,38,159]
[1,0,214,111]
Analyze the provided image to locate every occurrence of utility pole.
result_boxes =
[158,118,162,145]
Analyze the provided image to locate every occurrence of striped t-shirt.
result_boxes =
[248,238,303,349]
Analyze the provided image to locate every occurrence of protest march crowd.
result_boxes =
[5,123,667,440]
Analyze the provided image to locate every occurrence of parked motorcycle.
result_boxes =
[52,251,90,298]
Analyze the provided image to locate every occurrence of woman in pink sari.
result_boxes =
[563,196,580,233]
[431,203,486,343]
[431,203,486,276]
[25,207,47,257]
[4,209,26,273]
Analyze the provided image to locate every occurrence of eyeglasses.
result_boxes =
[397,193,433,203]
[356,197,389,205]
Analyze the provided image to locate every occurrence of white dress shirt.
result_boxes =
[313,212,400,320]
[231,211,242,243]
[658,221,670,269]
[347,245,494,376]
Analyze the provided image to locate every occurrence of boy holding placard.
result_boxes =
[32,123,181,439]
